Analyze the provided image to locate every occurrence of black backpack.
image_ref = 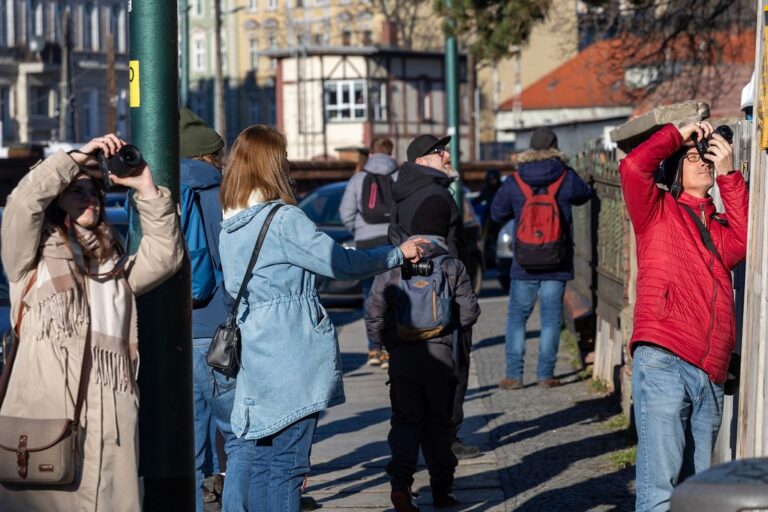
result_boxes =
[360,172,394,224]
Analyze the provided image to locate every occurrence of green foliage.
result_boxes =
[609,446,637,469]
[435,0,552,62]
[603,413,630,432]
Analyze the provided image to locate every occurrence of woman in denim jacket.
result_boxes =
[218,125,426,511]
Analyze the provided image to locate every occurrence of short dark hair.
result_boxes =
[370,136,394,155]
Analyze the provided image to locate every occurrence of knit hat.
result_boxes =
[530,127,558,150]
[410,196,451,238]
[179,107,225,158]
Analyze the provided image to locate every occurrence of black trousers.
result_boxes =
[386,342,458,488]
[451,329,472,438]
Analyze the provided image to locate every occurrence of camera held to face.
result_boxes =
[97,144,145,188]
[693,125,734,160]
[402,259,434,280]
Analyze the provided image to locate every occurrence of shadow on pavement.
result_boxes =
[315,406,391,443]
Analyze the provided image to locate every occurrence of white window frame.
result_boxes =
[267,0,277,10]
[193,36,207,72]
[325,80,367,122]
[192,0,204,18]
[248,0,258,11]
[33,0,44,37]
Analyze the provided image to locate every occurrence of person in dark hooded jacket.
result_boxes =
[490,127,592,390]
[178,107,246,511]
[368,197,480,512]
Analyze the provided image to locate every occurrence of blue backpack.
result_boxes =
[392,255,454,341]
[180,184,220,306]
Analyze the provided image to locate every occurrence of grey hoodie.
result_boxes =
[339,153,398,248]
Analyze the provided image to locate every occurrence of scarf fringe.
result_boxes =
[92,346,136,395]
[31,288,88,341]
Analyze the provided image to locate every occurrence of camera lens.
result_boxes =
[108,145,144,177]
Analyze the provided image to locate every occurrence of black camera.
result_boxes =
[693,125,734,160]
[97,144,145,188]
[402,260,434,280]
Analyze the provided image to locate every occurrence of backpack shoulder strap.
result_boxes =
[546,171,568,198]
[511,172,533,199]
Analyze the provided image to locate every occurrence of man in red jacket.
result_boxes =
[620,121,748,512]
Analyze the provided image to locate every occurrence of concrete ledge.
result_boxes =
[610,100,710,153]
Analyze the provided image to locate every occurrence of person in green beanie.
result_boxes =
[178,108,241,511]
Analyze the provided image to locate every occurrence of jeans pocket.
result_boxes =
[211,370,237,393]
[637,345,677,369]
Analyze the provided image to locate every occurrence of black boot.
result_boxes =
[432,482,458,509]
[391,473,420,512]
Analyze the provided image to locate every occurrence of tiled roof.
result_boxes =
[500,31,756,112]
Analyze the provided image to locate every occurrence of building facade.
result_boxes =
[0,0,130,145]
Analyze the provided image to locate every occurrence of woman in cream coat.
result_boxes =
[0,134,183,511]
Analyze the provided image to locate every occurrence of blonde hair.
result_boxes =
[221,125,296,210]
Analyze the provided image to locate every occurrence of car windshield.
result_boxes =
[299,186,344,226]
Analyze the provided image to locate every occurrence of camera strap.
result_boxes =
[680,204,724,268]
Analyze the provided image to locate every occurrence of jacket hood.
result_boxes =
[181,158,221,190]
[517,155,567,188]
[412,235,450,258]
[392,162,453,202]
[515,148,565,165]
[363,154,398,175]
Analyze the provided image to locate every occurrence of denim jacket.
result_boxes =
[219,201,404,439]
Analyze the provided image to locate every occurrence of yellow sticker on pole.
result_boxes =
[129,60,140,108]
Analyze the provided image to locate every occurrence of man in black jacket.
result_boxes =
[389,134,479,460]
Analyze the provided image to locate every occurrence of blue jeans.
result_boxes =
[633,345,724,512]
[193,338,247,512]
[505,279,565,380]
[362,276,376,350]
[227,413,319,512]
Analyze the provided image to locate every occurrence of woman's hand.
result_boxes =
[678,121,713,146]
[110,164,160,199]
[399,237,431,263]
[68,133,125,168]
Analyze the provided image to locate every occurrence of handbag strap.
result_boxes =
[226,203,285,322]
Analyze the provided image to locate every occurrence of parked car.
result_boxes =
[496,219,515,292]
[298,181,485,301]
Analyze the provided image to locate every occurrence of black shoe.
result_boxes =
[433,491,459,508]
[451,441,482,460]
[391,477,420,512]
[300,495,321,510]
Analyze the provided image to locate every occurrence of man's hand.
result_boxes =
[678,121,714,145]
[704,133,735,176]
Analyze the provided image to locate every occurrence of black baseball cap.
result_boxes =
[406,134,451,162]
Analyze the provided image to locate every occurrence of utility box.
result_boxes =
[671,458,768,512]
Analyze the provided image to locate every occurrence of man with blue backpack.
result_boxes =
[490,126,592,390]
[178,108,245,510]
[367,199,480,512]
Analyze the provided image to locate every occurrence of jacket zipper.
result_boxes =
[700,204,716,367]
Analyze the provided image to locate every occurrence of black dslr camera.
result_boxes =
[97,144,145,188]
[693,125,734,159]
[402,260,434,280]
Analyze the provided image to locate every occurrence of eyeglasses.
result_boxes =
[684,153,704,163]
[429,147,447,157]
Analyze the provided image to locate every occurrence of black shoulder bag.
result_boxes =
[206,204,284,378]
[680,204,740,396]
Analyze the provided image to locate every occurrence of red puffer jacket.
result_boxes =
[619,124,749,383]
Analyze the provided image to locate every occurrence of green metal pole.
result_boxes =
[445,0,463,210]
[179,0,189,107]
[129,1,194,510]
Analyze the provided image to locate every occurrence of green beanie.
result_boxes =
[179,107,225,158]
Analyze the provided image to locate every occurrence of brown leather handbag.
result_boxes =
[0,273,85,486]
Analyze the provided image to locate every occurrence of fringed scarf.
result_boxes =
[27,225,138,396]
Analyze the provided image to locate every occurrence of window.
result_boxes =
[341,30,351,46]
[193,37,206,71]
[417,78,432,121]
[324,80,367,121]
[0,87,11,143]
[32,0,44,37]
[249,39,259,70]
[361,30,372,45]
[369,81,387,121]
[29,87,51,117]
[82,3,93,50]
[312,33,324,46]
[248,0,258,11]
[267,33,278,49]
[267,0,277,10]
[270,58,277,71]
[0,3,6,47]
[110,4,126,53]
[192,0,203,17]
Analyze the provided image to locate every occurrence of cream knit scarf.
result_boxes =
[28,225,138,395]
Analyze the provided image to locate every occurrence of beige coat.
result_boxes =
[0,151,184,511]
